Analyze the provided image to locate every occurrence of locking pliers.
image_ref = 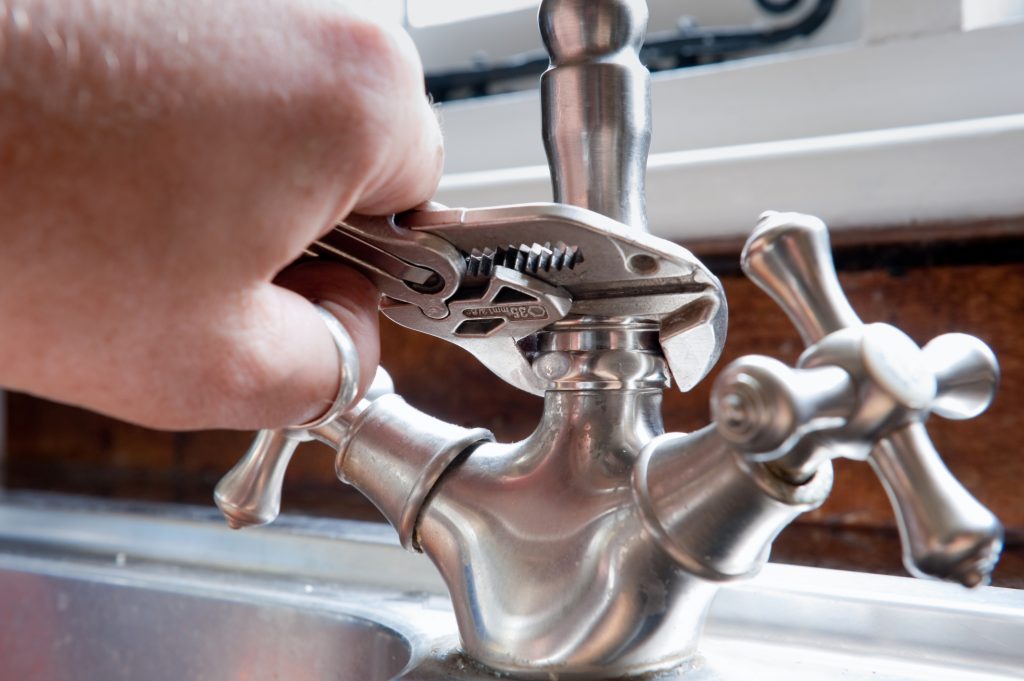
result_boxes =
[309,202,727,395]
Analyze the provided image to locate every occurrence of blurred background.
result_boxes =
[3,0,1023,586]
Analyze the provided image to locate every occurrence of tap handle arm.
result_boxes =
[871,422,1002,586]
[539,0,651,231]
[215,429,304,528]
[214,367,396,529]
[872,334,1003,585]
[925,333,1000,420]
[741,211,861,344]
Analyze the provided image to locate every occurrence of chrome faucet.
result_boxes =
[214,0,1003,677]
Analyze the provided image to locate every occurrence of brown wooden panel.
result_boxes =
[5,234,1023,585]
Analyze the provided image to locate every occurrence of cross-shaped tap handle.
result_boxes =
[739,211,1003,586]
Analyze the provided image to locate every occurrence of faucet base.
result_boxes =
[401,648,713,681]
[414,387,717,677]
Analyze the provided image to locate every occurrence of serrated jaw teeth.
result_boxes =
[466,242,580,277]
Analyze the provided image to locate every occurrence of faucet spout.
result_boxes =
[634,426,834,581]
[396,316,709,675]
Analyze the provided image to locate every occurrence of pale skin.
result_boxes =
[0,1,443,429]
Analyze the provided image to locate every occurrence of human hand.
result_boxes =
[0,0,441,429]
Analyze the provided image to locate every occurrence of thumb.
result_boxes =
[227,261,380,429]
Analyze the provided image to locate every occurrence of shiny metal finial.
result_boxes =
[540,0,646,63]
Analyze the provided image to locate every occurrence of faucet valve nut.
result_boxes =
[712,356,855,458]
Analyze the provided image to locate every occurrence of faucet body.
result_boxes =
[418,392,706,674]
[416,323,706,674]
[214,0,1004,677]
[324,318,832,676]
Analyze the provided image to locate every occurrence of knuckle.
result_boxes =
[293,9,430,191]
[289,7,437,212]
[310,8,423,94]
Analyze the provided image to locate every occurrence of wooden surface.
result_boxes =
[5,228,1023,587]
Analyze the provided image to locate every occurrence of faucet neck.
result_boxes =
[523,318,668,473]
[540,0,651,231]
[535,388,665,474]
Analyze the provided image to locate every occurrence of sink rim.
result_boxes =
[2,490,1023,680]
[0,556,422,681]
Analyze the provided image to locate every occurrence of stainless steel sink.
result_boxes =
[1,491,1022,680]
[0,568,410,681]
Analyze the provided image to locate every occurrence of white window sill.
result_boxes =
[434,20,1024,241]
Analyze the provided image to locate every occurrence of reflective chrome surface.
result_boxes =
[317,201,727,396]
[213,1,1005,677]
[332,393,493,550]
[540,0,651,232]
[738,211,1003,586]
[635,426,833,582]
[3,493,1024,681]
[403,202,727,393]
[257,209,1002,674]
[417,322,712,675]
[741,211,862,345]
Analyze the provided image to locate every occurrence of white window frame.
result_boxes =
[417,1,1024,240]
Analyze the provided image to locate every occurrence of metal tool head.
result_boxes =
[310,204,726,396]
[401,202,727,394]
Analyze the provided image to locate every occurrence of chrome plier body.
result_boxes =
[310,203,727,395]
